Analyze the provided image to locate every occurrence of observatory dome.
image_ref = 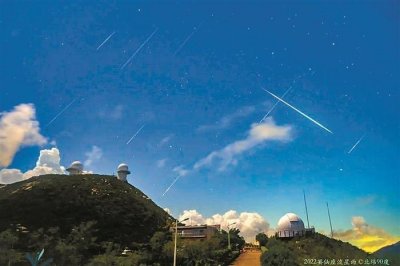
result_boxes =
[117,163,130,172]
[116,163,131,182]
[66,161,84,175]
[277,213,305,238]
[70,161,84,171]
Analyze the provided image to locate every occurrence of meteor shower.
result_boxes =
[0,1,399,265]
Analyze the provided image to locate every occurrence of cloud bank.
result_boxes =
[159,134,174,147]
[335,216,400,253]
[0,104,47,167]
[194,117,292,171]
[84,145,103,167]
[178,209,270,242]
[0,148,65,184]
[163,117,293,196]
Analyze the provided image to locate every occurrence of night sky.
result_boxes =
[1,0,399,251]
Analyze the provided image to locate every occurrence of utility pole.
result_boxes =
[303,189,310,228]
[227,222,237,250]
[173,218,189,266]
[326,202,333,238]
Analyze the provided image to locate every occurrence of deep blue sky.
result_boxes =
[1,0,399,240]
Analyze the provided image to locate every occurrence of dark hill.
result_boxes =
[260,233,386,266]
[373,241,400,265]
[0,174,173,245]
[374,241,400,256]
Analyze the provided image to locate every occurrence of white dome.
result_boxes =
[117,163,129,172]
[69,161,83,171]
[278,213,305,233]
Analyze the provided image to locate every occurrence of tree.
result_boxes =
[0,229,24,266]
[256,233,269,247]
[149,231,170,263]
[228,228,245,250]
[52,221,98,265]
[261,238,298,266]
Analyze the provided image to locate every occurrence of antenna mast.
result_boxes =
[326,202,333,238]
[303,189,310,228]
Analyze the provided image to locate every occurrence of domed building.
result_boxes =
[277,213,305,238]
[66,161,84,175]
[116,163,131,182]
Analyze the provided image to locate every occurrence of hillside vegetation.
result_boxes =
[373,241,400,265]
[0,174,243,265]
[0,174,174,265]
[259,233,396,266]
[0,174,173,244]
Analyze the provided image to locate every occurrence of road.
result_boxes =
[232,250,261,266]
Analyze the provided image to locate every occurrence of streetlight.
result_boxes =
[173,217,189,266]
[227,222,237,250]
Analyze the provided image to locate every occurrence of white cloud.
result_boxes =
[156,158,167,168]
[335,216,400,253]
[178,209,270,242]
[173,165,189,177]
[194,117,292,171]
[0,169,24,184]
[24,148,65,178]
[197,106,256,132]
[162,118,293,197]
[0,103,47,167]
[164,208,172,215]
[159,134,173,147]
[84,145,103,167]
[0,148,66,184]
[179,210,207,225]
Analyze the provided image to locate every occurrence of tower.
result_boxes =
[303,189,310,228]
[66,161,83,175]
[326,202,334,238]
[117,163,131,182]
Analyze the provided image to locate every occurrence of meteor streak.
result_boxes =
[121,28,158,70]
[96,31,115,51]
[263,88,333,134]
[126,125,145,145]
[45,98,77,128]
[259,87,292,123]
[162,175,181,197]
[347,135,364,154]
[173,22,203,56]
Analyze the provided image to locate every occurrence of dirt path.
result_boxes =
[231,250,261,266]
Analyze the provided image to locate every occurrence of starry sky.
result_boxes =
[1,0,399,251]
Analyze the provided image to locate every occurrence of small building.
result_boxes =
[172,224,220,241]
[66,161,83,175]
[116,163,131,182]
[276,213,306,238]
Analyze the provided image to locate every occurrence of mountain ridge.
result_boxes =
[0,174,173,245]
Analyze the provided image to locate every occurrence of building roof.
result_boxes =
[67,161,83,171]
[277,212,305,232]
[117,163,130,173]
